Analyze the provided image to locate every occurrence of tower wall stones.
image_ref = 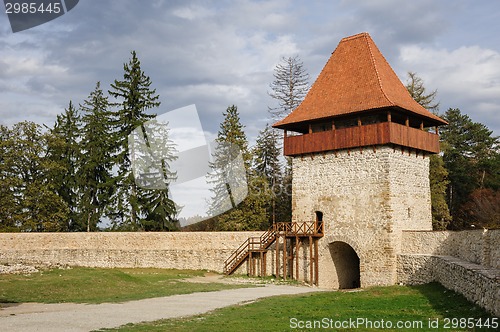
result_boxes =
[291,146,432,288]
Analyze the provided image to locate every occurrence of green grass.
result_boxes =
[0,267,247,304]
[102,283,497,332]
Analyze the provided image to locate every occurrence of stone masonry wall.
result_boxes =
[400,230,499,269]
[0,232,261,273]
[292,147,432,288]
[398,229,500,316]
[398,255,499,316]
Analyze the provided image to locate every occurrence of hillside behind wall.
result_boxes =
[0,232,261,273]
[398,229,499,316]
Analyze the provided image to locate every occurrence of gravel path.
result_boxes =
[0,284,324,332]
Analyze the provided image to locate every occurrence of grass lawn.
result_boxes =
[0,267,248,304]
[102,283,497,332]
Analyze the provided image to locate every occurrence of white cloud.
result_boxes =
[398,45,500,132]
[172,5,215,21]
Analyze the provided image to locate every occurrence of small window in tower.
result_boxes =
[315,211,324,234]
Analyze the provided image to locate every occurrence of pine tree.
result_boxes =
[3,122,69,231]
[208,105,269,230]
[47,101,81,230]
[108,51,160,230]
[429,155,452,230]
[208,105,250,218]
[405,72,440,113]
[79,82,116,231]
[440,108,499,229]
[253,124,282,225]
[268,55,310,120]
[405,72,451,229]
[266,56,309,224]
[131,118,179,231]
[0,125,22,231]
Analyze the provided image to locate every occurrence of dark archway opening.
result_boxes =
[329,241,360,289]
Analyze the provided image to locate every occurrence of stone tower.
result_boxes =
[273,33,447,288]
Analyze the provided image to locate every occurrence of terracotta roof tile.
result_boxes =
[273,32,447,129]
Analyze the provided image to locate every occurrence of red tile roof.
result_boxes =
[273,33,447,129]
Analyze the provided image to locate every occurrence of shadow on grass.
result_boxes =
[408,282,495,319]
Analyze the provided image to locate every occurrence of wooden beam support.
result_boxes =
[309,236,313,286]
[314,239,319,286]
[275,235,280,278]
[295,237,300,281]
[387,111,392,122]
[283,238,287,280]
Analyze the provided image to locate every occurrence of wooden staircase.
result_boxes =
[223,221,324,284]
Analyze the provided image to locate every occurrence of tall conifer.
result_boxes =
[108,51,160,229]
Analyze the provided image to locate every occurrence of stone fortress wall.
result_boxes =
[0,228,498,315]
[0,232,261,272]
[398,229,499,316]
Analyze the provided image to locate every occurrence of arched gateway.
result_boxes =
[224,32,447,289]
[329,241,360,289]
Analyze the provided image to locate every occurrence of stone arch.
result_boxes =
[329,241,361,289]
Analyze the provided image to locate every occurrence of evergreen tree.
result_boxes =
[268,55,310,120]
[253,124,282,225]
[0,125,22,231]
[78,82,116,231]
[440,108,499,229]
[47,101,81,231]
[405,72,440,113]
[208,105,250,218]
[208,105,269,230]
[267,55,309,223]
[1,122,68,231]
[429,155,452,230]
[131,118,179,231]
[108,51,160,230]
[405,72,451,229]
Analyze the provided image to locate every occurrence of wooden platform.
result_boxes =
[223,221,324,285]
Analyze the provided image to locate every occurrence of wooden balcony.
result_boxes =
[284,122,440,156]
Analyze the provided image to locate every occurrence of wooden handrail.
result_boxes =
[223,221,324,275]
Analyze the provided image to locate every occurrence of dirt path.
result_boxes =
[0,283,324,332]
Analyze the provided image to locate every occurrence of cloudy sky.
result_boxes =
[1,0,499,142]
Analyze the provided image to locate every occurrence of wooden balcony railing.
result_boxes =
[284,122,440,156]
[223,221,324,275]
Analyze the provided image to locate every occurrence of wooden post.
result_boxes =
[387,111,392,122]
[283,238,287,280]
[435,126,439,134]
[314,239,319,285]
[284,130,288,138]
[357,117,362,126]
[308,124,312,134]
[405,116,409,127]
[275,235,280,278]
[420,121,424,130]
[295,237,300,281]
[262,252,267,276]
[332,121,335,130]
[260,251,264,277]
[249,253,253,276]
[309,236,313,286]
